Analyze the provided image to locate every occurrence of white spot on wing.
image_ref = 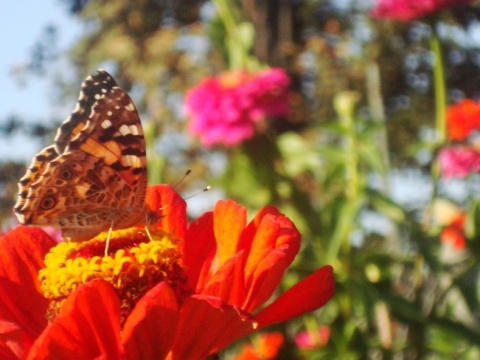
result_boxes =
[125,103,135,111]
[119,124,131,135]
[101,119,112,129]
[15,213,25,224]
[107,111,113,116]
[121,155,141,167]
[129,125,139,135]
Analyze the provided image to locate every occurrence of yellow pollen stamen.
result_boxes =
[39,227,190,322]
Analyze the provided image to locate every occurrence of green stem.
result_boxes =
[326,92,362,262]
[425,32,447,228]
[337,92,360,200]
[431,33,447,145]
[211,0,237,38]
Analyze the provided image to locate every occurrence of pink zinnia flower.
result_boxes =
[439,146,480,178]
[371,0,471,21]
[294,325,331,350]
[185,68,290,147]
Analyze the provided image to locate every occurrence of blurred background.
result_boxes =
[3,0,480,358]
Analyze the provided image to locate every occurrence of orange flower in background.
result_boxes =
[235,332,284,360]
[0,185,335,359]
[446,99,480,141]
[440,213,466,250]
[433,199,467,251]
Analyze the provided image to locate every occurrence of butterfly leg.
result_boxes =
[144,225,154,242]
[105,220,114,256]
[144,212,154,242]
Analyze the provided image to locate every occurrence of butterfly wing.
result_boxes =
[14,145,59,215]
[14,71,148,241]
[54,70,118,153]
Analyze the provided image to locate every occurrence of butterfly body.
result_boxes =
[14,70,155,242]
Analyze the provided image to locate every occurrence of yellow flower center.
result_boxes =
[39,228,190,323]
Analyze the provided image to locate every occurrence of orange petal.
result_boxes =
[213,200,247,267]
[241,209,301,311]
[123,282,179,359]
[27,280,122,359]
[0,226,56,342]
[146,185,187,241]
[255,265,335,329]
[240,206,300,271]
[186,203,302,312]
[168,295,257,359]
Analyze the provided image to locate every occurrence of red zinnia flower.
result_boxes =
[446,99,480,141]
[0,185,335,359]
[184,68,290,147]
[371,0,472,22]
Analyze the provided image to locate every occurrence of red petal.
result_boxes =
[183,211,216,290]
[242,246,291,312]
[0,321,30,360]
[255,266,335,329]
[27,280,122,359]
[0,227,56,342]
[122,282,179,359]
[168,296,256,359]
[146,185,187,241]
[200,251,247,303]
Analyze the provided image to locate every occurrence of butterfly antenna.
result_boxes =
[183,186,211,201]
[174,169,192,189]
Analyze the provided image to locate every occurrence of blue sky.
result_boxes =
[0,1,81,161]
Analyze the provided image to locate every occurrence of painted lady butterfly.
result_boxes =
[14,70,158,243]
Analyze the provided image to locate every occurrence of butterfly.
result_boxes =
[14,70,159,245]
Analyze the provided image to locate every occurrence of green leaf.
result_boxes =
[381,292,424,322]
[277,133,322,177]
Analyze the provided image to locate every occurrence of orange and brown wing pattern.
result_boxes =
[54,70,118,153]
[14,145,59,219]
[68,86,147,195]
[14,70,148,241]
